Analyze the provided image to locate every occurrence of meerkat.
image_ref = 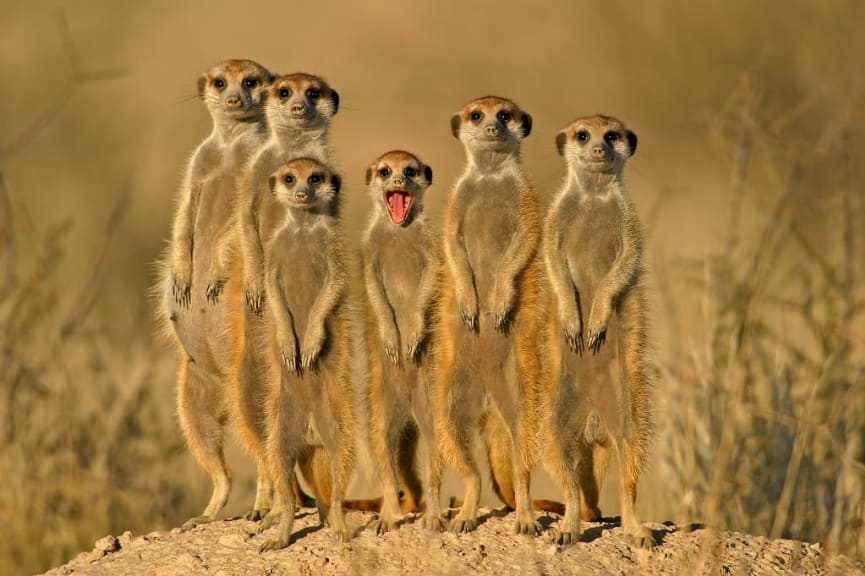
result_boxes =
[256,158,355,551]
[361,150,446,534]
[202,73,339,520]
[431,96,545,535]
[159,58,272,530]
[543,115,655,547]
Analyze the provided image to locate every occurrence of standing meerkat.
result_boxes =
[362,150,445,534]
[257,158,355,551]
[543,115,655,547]
[160,58,272,530]
[206,73,339,520]
[432,96,544,535]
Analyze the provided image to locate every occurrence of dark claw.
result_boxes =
[494,310,511,333]
[173,282,191,308]
[460,309,478,330]
[587,329,606,354]
[385,346,400,365]
[245,291,264,315]
[564,329,584,355]
[206,279,225,305]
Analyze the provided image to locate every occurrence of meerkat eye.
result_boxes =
[309,174,322,184]
[604,131,619,144]
[213,77,226,89]
[284,174,294,184]
[244,77,258,88]
[576,130,589,142]
[404,166,417,178]
[378,167,391,178]
[306,88,321,99]
[497,110,512,122]
[278,87,290,99]
[470,111,482,122]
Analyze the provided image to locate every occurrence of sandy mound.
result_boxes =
[41,508,864,576]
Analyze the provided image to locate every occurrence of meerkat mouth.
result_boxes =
[385,190,412,225]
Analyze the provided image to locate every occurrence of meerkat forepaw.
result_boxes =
[586,326,607,354]
[407,333,425,363]
[494,309,512,333]
[458,302,478,330]
[172,276,192,308]
[563,327,585,355]
[244,286,264,315]
[205,277,226,305]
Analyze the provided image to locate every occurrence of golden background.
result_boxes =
[2,1,863,573]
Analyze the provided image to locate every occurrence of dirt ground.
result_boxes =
[41,507,865,576]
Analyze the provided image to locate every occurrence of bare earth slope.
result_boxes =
[42,508,865,576]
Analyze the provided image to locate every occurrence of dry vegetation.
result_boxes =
[1,1,864,574]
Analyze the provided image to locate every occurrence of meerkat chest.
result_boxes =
[458,177,520,273]
[564,196,622,284]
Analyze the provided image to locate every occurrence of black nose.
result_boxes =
[291,103,306,116]
[226,95,243,108]
[591,146,605,158]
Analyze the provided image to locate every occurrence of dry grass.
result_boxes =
[1,1,864,574]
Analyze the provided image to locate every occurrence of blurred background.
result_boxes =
[2,0,864,573]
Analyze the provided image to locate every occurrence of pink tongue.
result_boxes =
[387,191,408,223]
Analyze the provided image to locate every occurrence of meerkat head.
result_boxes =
[556,115,637,176]
[450,96,532,155]
[269,158,341,215]
[197,59,273,121]
[265,73,340,132]
[365,150,433,227]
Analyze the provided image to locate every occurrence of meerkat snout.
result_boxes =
[290,103,306,117]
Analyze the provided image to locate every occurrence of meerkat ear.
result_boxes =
[450,114,461,138]
[331,174,341,194]
[330,89,340,114]
[555,131,567,156]
[269,175,277,194]
[197,76,207,99]
[626,130,638,156]
[365,166,373,186]
[521,112,533,138]
[424,165,433,185]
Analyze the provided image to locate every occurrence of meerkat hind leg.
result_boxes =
[369,409,410,535]
[396,421,423,513]
[177,362,231,531]
[613,437,656,548]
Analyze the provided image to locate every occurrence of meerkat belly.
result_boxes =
[562,200,627,434]
[461,181,519,311]
[177,168,237,375]
[380,235,426,338]
[274,233,329,341]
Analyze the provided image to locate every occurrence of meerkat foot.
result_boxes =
[245,508,269,522]
[259,534,290,552]
[513,512,541,536]
[448,511,478,534]
[422,512,445,532]
[370,514,400,536]
[553,510,581,546]
[180,514,216,531]
[256,511,280,534]
[625,524,656,548]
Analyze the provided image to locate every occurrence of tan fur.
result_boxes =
[361,151,446,533]
[543,115,655,547]
[210,73,339,519]
[432,96,545,535]
[156,59,272,530]
[256,158,355,551]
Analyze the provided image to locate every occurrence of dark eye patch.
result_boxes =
[378,166,391,178]
[404,166,417,178]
